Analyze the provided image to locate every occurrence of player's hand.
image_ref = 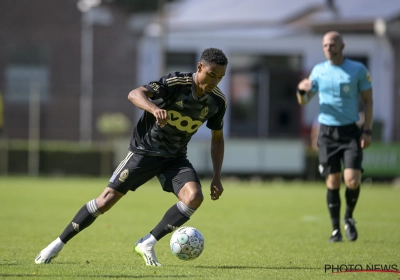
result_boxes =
[298,79,313,92]
[360,134,371,149]
[153,108,169,128]
[210,178,223,200]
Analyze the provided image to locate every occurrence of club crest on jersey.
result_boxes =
[119,168,129,182]
[199,106,209,119]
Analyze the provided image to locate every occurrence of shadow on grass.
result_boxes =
[194,265,320,270]
[0,275,192,279]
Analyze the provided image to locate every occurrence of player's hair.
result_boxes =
[200,48,228,66]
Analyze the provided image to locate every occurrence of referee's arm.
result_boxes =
[296,78,316,105]
[361,88,373,132]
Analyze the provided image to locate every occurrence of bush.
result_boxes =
[0,140,113,176]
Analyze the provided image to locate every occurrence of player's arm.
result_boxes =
[210,129,224,200]
[360,88,373,149]
[296,78,317,105]
[127,86,169,127]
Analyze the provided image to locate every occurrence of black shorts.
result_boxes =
[317,123,363,176]
[108,151,201,196]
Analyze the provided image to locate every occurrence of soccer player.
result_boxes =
[296,31,373,242]
[35,48,228,266]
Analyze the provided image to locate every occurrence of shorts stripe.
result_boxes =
[113,151,134,175]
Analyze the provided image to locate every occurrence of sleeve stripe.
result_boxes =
[212,87,227,108]
[166,76,192,86]
[168,81,193,86]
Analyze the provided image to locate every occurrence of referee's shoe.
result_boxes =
[344,218,358,241]
[329,229,343,242]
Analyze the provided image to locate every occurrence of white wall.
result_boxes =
[187,139,305,175]
[112,138,306,175]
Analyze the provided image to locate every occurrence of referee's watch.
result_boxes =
[297,89,307,96]
[363,129,372,136]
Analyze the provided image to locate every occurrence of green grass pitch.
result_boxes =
[0,176,399,279]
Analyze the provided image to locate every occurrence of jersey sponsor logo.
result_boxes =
[119,168,129,182]
[176,100,183,107]
[149,82,160,93]
[168,110,203,133]
[342,85,350,93]
[199,106,209,119]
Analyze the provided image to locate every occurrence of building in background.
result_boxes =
[0,0,139,142]
[1,0,400,177]
[138,0,400,143]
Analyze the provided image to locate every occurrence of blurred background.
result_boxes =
[0,0,399,181]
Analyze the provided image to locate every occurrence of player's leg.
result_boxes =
[318,124,343,242]
[342,137,363,241]
[35,187,125,264]
[340,124,363,241]
[35,151,136,264]
[135,159,201,266]
[135,180,202,267]
[343,168,361,219]
[342,168,361,241]
[325,173,343,242]
[151,180,203,240]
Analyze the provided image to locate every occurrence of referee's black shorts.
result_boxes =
[317,123,363,176]
[108,151,201,196]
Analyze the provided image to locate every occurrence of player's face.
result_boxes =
[322,34,344,60]
[196,62,226,92]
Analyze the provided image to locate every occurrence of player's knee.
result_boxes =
[182,189,203,208]
[326,173,341,189]
[188,191,204,208]
[344,177,360,189]
[179,183,203,208]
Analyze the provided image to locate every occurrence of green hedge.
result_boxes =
[0,140,113,176]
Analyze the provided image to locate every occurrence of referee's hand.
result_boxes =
[297,79,313,93]
[360,134,371,149]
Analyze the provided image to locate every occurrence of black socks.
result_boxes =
[150,202,195,241]
[327,186,360,230]
[345,186,360,220]
[59,199,102,244]
[327,188,341,231]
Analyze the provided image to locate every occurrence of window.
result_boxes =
[5,65,49,103]
[165,52,196,74]
[229,54,301,138]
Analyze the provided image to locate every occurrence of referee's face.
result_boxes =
[322,33,344,61]
[196,62,226,93]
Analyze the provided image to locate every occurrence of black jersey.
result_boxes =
[129,72,226,158]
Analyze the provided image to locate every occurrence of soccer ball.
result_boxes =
[170,226,204,260]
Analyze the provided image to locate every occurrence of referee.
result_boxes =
[297,31,373,242]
